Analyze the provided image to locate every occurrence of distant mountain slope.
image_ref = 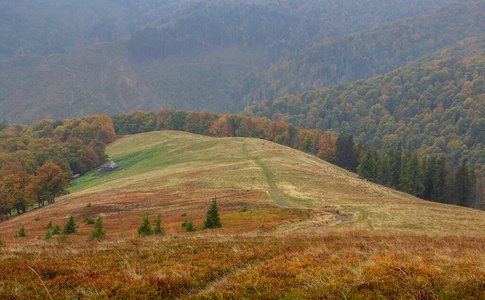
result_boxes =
[248,48,485,167]
[1,0,481,124]
[242,0,485,104]
[0,42,263,123]
[0,0,196,58]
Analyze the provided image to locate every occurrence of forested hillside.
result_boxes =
[247,51,485,169]
[0,0,469,124]
[242,0,485,104]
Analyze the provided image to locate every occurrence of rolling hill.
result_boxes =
[1,131,485,298]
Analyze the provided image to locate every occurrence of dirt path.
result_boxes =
[242,141,290,207]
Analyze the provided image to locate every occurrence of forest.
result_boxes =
[0,114,115,219]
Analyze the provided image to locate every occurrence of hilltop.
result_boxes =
[1,131,485,298]
[2,131,484,239]
[2,131,485,298]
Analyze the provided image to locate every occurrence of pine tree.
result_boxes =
[153,214,165,236]
[44,230,53,241]
[376,152,392,185]
[389,142,402,188]
[89,217,107,240]
[14,226,27,238]
[62,216,78,234]
[52,225,61,235]
[335,131,356,171]
[203,197,222,229]
[358,147,378,182]
[137,216,153,237]
[185,220,196,232]
[454,158,475,207]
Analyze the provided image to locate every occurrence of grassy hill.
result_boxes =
[1,131,485,298]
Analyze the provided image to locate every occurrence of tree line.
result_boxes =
[0,114,115,220]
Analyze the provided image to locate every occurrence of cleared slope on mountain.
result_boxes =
[1,131,485,299]
[1,131,484,243]
[0,42,263,124]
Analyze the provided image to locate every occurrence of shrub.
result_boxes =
[14,226,27,238]
[137,217,153,237]
[203,197,222,229]
[239,205,248,212]
[89,217,107,240]
[52,225,62,235]
[181,212,187,217]
[45,221,53,229]
[62,216,78,234]
[86,202,91,208]
[185,220,196,232]
[44,230,53,241]
[83,216,95,225]
[153,214,165,236]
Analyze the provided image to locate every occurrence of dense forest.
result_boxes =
[241,1,485,105]
[247,54,485,170]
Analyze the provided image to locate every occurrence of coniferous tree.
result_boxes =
[389,142,402,188]
[358,147,378,182]
[89,217,106,240]
[454,158,475,207]
[52,225,61,235]
[44,230,53,241]
[335,131,356,171]
[153,214,165,236]
[203,197,222,229]
[185,220,196,232]
[376,152,392,186]
[14,226,27,238]
[400,153,424,196]
[431,157,448,203]
[62,216,78,234]
[137,216,153,237]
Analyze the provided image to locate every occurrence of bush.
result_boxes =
[45,221,53,229]
[62,216,78,235]
[44,230,53,241]
[52,225,62,235]
[89,217,107,240]
[83,216,95,225]
[153,214,165,236]
[137,217,153,237]
[14,226,27,238]
[185,220,196,232]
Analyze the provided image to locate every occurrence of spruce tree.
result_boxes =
[62,216,78,234]
[376,152,392,185]
[389,142,402,188]
[358,147,378,182]
[89,217,106,240]
[203,197,222,229]
[137,216,153,237]
[185,220,196,232]
[52,225,62,235]
[153,214,165,236]
[14,226,27,238]
[454,158,475,207]
[45,221,53,229]
[44,230,53,241]
[335,131,356,171]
